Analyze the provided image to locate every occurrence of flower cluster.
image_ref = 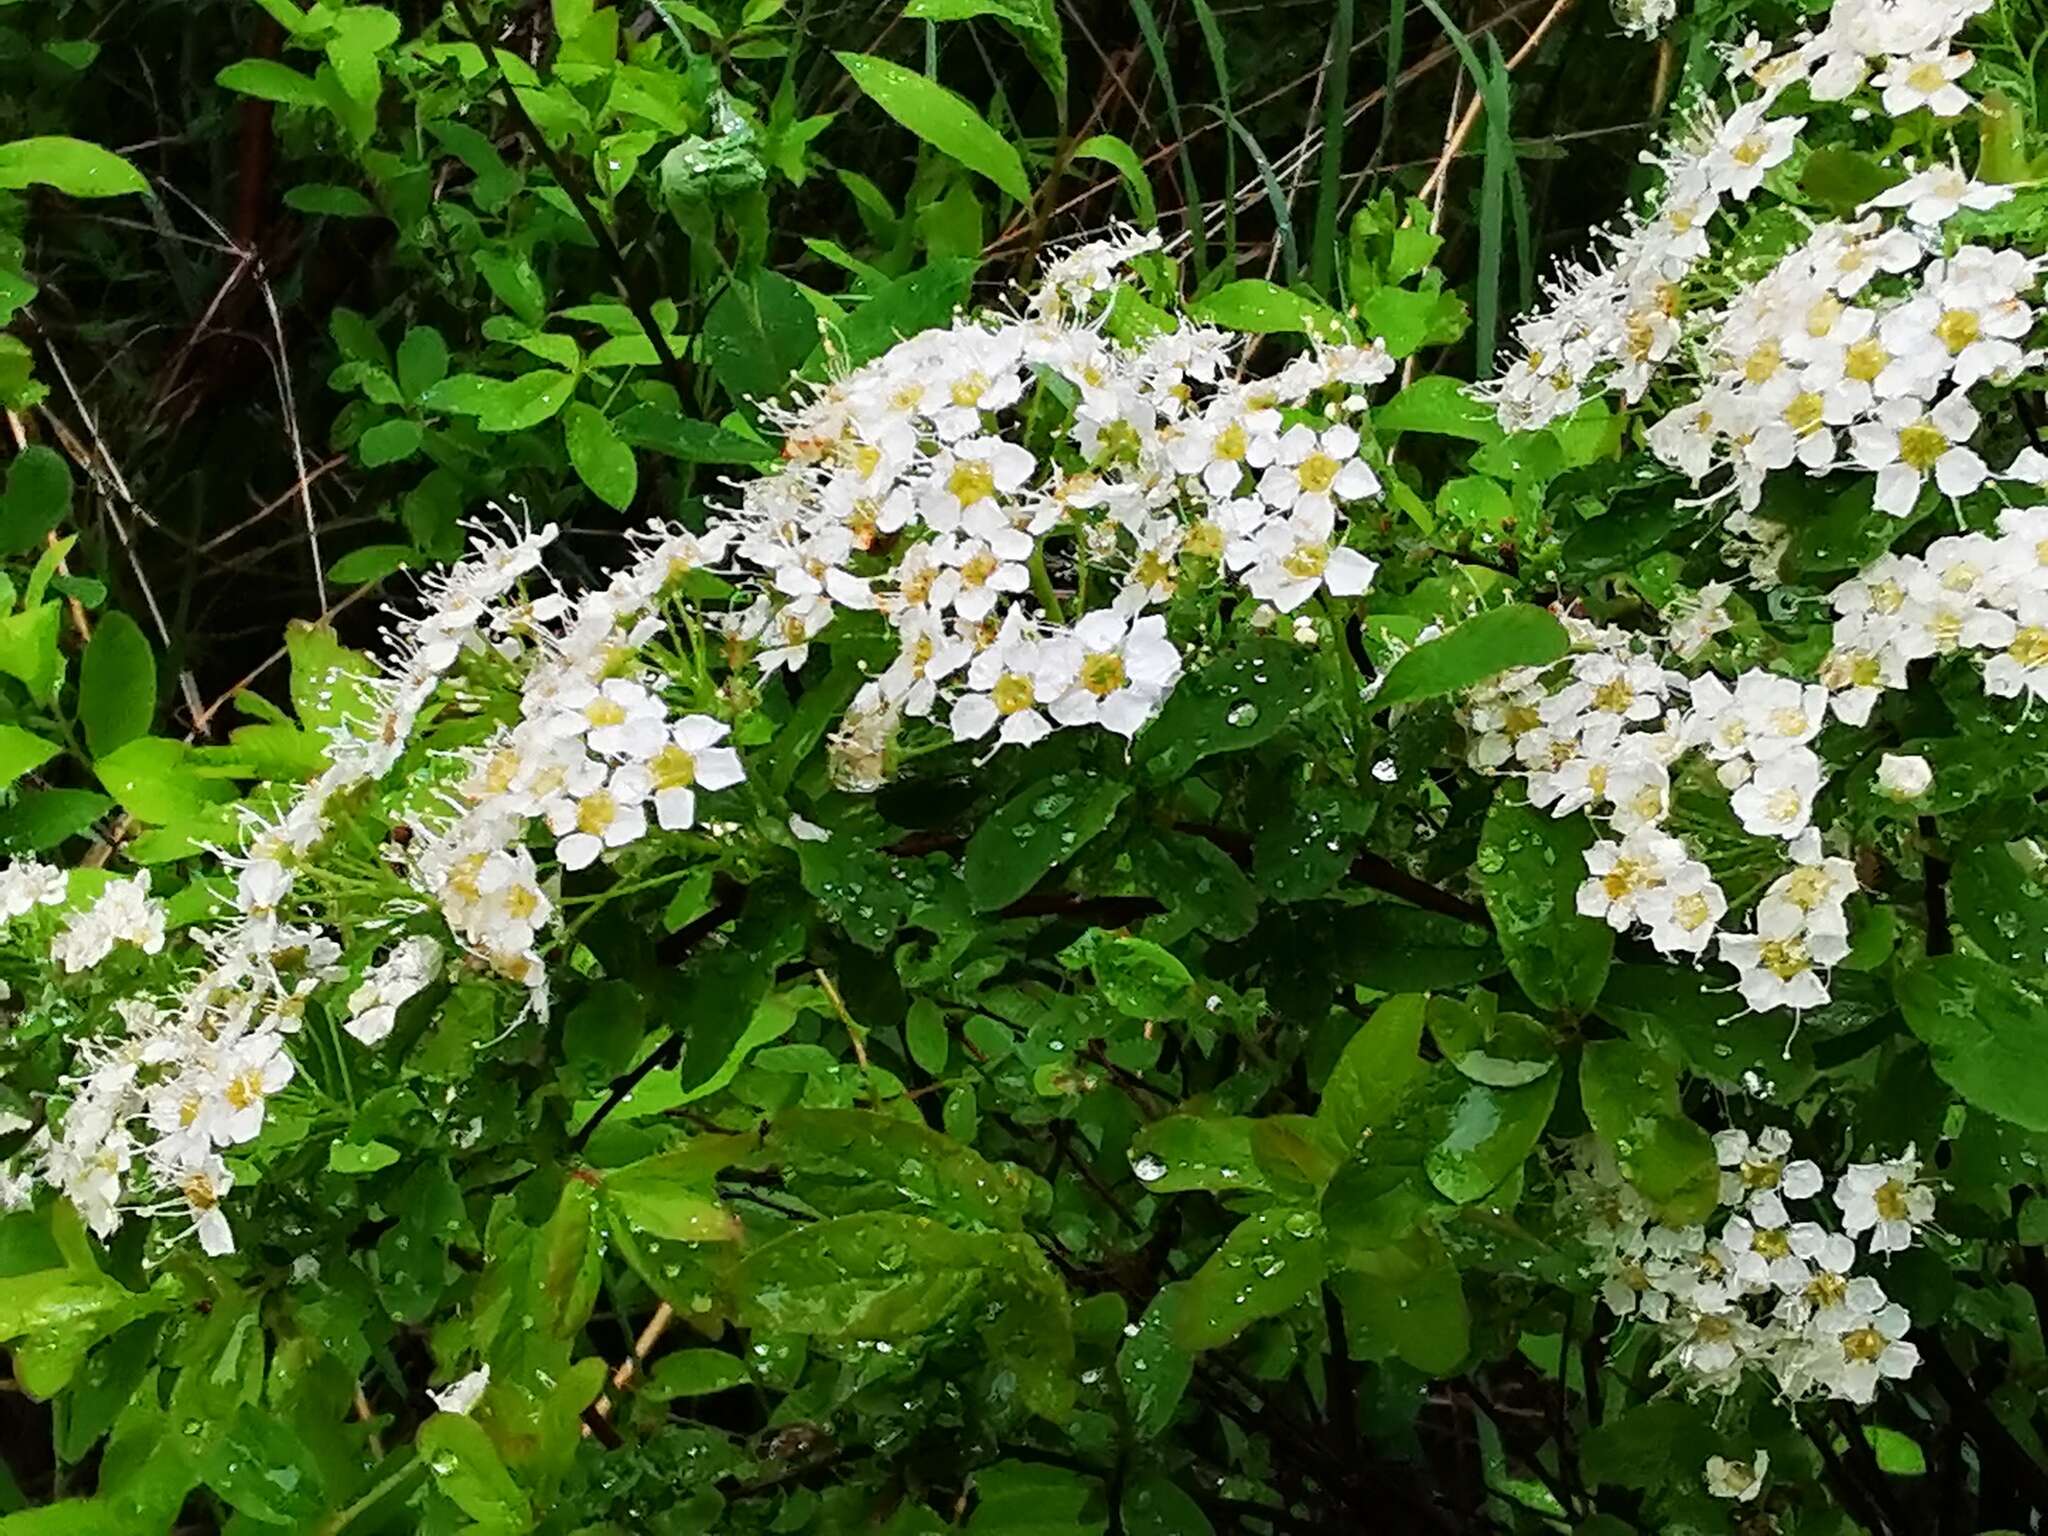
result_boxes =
[1572,1129,1934,1404]
[734,227,1390,769]
[1487,0,2027,540]
[0,234,1406,1258]
[1462,605,1869,1011]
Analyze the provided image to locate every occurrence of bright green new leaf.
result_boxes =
[0,446,73,556]
[834,52,1032,203]
[0,723,59,787]
[1900,954,2048,1131]
[418,1413,530,1532]
[79,611,154,758]
[1375,604,1569,710]
[563,402,638,510]
[1190,278,1343,336]
[0,138,149,198]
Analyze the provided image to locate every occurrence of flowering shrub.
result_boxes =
[13,0,2048,1530]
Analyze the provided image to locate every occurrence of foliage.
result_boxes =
[9,0,2048,1532]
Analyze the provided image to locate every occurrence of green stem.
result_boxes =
[316,1452,423,1536]
[1029,545,1066,625]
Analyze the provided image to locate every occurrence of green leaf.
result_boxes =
[1070,133,1156,224]
[94,738,231,825]
[648,1349,748,1397]
[1116,1301,1192,1439]
[1476,791,1612,1017]
[1318,993,1426,1151]
[0,138,148,198]
[0,788,110,851]
[963,771,1129,912]
[905,998,950,1075]
[327,544,417,585]
[1900,955,2048,1131]
[601,1145,745,1242]
[283,183,378,217]
[1128,1115,1269,1195]
[703,272,820,406]
[1081,934,1193,1018]
[0,446,72,556]
[216,58,328,107]
[1375,604,1568,710]
[285,621,377,734]
[418,1413,530,1532]
[809,259,977,374]
[1119,1472,1213,1536]
[1165,1206,1325,1351]
[760,1108,1037,1230]
[1801,146,1903,216]
[1579,1039,1717,1223]
[1952,841,2048,975]
[200,1403,325,1525]
[1189,278,1344,336]
[563,402,638,510]
[834,52,1032,203]
[1865,1425,1927,1476]
[1329,1229,1468,1374]
[356,417,423,466]
[0,723,59,787]
[1360,284,1468,358]
[396,325,449,400]
[79,611,154,758]
[614,404,777,464]
[327,1140,400,1174]
[1582,1400,1712,1489]
[1138,638,1317,780]
[479,370,575,433]
[967,1461,1108,1536]
[904,0,1066,106]
[1425,994,1557,1086]
[1424,1071,1558,1202]
[0,601,63,703]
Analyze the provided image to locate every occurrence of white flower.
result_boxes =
[952,609,1062,750]
[1730,748,1823,840]
[1982,591,2048,700]
[1720,917,1850,1012]
[207,1031,295,1145]
[553,677,668,760]
[1249,423,1380,520]
[1876,751,1933,800]
[1044,611,1182,738]
[1851,394,1988,516]
[1864,163,2011,227]
[644,716,745,831]
[1810,1282,1920,1402]
[51,874,167,974]
[177,1154,236,1256]
[1834,1149,1936,1253]
[544,761,651,871]
[1872,49,1974,116]
[345,935,445,1047]
[1714,1126,1825,1207]
[429,1365,491,1416]
[1705,1450,1769,1502]
[1239,505,1378,613]
[1576,828,1687,930]
[0,861,67,922]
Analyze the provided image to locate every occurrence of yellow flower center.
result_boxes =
[1283,542,1331,579]
[1592,677,1636,713]
[1907,58,1949,92]
[1874,1177,1912,1222]
[1759,936,1811,980]
[1602,857,1654,901]
[1295,451,1343,495]
[183,1174,220,1211]
[224,1069,266,1111]
[1134,549,1177,592]
[1844,337,1888,383]
[1784,392,1826,434]
[1806,295,1843,336]
[504,884,541,921]
[1841,1325,1887,1364]
[960,550,1000,589]
[585,697,627,729]
[1936,308,1980,354]
[1674,892,1713,930]
[1214,422,1248,462]
[1743,339,1783,384]
[651,744,697,791]
[2012,627,2048,668]
[948,460,997,508]
[950,371,990,408]
[1754,1226,1791,1259]
[1079,652,1128,698]
[1809,1270,1848,1309]
[993,673,1036,715]
[1896,421,1949,473]
[576,790,618,836]
[1731,134,1769,167]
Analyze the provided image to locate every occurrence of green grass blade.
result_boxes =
[1310,0,1354,296]
[1185,0,1239,278]
[1474,37,1512,374]
[1127,0,1207,278]
[1225,114,1299,285]
[1380,0,1406,161]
